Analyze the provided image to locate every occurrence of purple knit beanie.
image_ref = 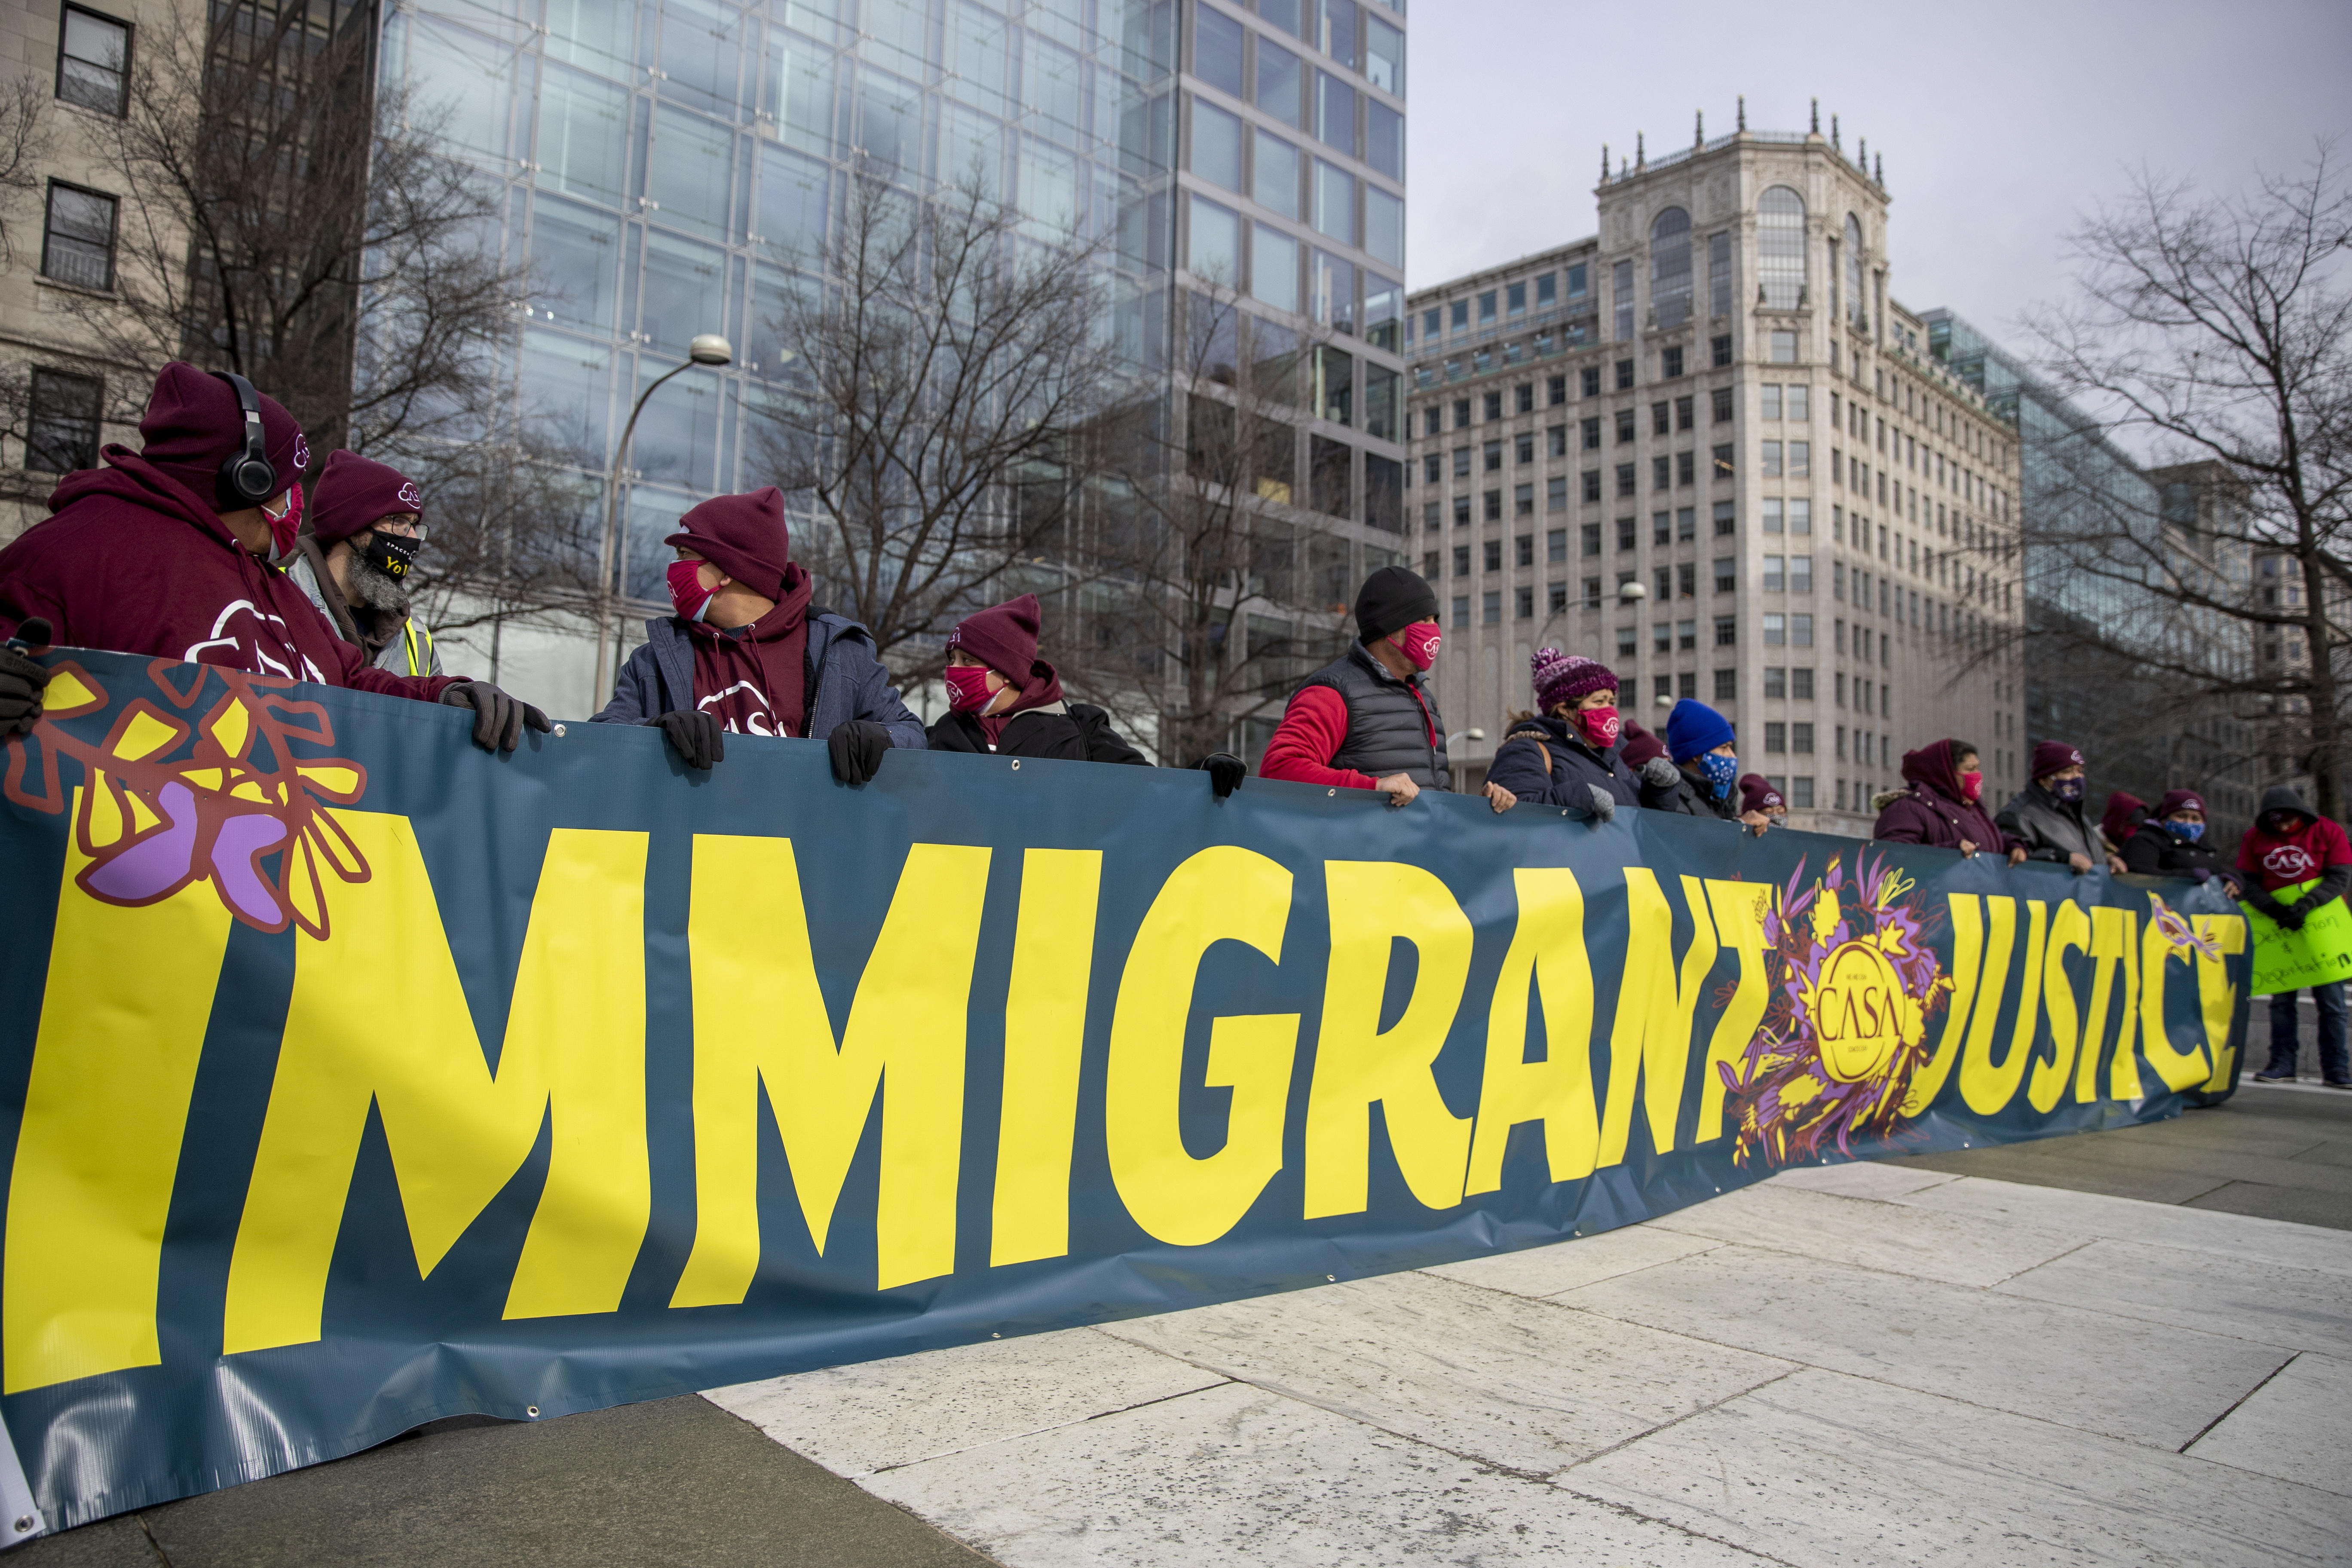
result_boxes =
[1530,648,1619,712]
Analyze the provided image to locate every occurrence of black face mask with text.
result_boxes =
[363,530,420,580]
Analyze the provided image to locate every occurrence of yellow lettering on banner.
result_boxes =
[1598,870,1718,1166]
[2108,910,2145,1101]
[1947,893,2022,1114]
[989,849,1104,1267]
[671,839,990,1303]
[223,816,648,1354]
[1466,868,1597,1192]
[2139,912,2213,1093]
[2075,907,2135,1102]
[2029,901,2092,1112]
[1697,879,1775,1144]
[1303,862,1474,1217]
[1961,898,2043,1114]
[4,829,234,1393]
[1903,893,1987,1116]
[2193,914,2249,1093]
[1104,847,1297,1247]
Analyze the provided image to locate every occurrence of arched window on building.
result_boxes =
[1845,214,1866,328]
[1757,186,1806,309]
[1651,206,1691,330]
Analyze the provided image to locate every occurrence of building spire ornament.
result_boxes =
[1831,114,1841,150]
[1695,110,1704,148]
[1602,142,1610,181]
[1810,98,1819,134]
[1859,135,1868,169]
[1739,96,1748,132]
[1874,151,1884,185]
[1636,131,1645,169]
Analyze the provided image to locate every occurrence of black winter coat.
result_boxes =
[1486,715,1643,814]
[1651,763,1742,821]
[927,700,1149,766]
[1997,784,2105,864]
[2122,824,2232,878]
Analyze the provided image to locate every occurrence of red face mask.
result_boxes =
[943,663,1000,713]
[1394,622,1441,672]
[1574,704,1621,748]
[666,559,717,623]
[263,485,302,558]
[1960,769,1984,802]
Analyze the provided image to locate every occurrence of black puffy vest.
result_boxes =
[1302,642,1452,791]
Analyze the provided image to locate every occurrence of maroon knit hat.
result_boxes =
[2153,788,2206,819]
[947,593,1042,681]
[2030,739,2086,779]
[137,362,308,505]
[308,450,423,544]
[1529,647,1618,713]
[1739,773,1785,815]
[665,487,791,599]
[1620,720,1666,769]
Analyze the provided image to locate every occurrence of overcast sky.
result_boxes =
[1406,0,2352,367]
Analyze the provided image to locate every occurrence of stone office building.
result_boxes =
[1404,114,2025,833]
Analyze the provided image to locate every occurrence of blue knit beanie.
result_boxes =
[1664,699,1735,762]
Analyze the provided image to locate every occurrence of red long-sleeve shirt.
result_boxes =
[1258,683,1437,788]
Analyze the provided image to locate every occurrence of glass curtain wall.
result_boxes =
[381,0,1179,600]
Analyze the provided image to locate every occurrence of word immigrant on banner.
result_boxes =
[0,651,2247,1532]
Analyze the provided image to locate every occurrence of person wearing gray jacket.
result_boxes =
[278,450,445,678]
[1997,739,2126,874]
[589,488,924,784]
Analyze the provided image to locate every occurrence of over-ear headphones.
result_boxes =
[210,370,278,509]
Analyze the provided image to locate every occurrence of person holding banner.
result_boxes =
[277,450,443,678]
[1874,740,2027,861]
[2239,787,2352,1086]
[1261,566,1516,814]
[1740,775,1788,822]
[1647,699,1772,829]
[594,486,925,784]
[1485,649,1642,820]
[2100,790,2150,859]
[926,592,1176,771]
[1997,741,2126,874]
[0,363,544,750]
[2121,790,2233,880]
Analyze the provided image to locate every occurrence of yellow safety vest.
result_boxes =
[400,619,436,677]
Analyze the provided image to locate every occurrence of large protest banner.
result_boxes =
[0,651,2246,1532]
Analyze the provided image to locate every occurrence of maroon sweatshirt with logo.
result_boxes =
[0,450,457,703]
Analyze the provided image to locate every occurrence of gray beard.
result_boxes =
[343,545,410,616]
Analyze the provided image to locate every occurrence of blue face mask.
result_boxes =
[1699,751,1740,801]
[2171,819,2205,843]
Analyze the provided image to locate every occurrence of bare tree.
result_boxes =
[2023,143,2352,816]
[753,168,1126,673]
[0,72,51,270]
[1075,285,1366,766]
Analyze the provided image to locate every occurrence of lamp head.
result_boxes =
[1618,580,1648,603]
[689,334,734,366]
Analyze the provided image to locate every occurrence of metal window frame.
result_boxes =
[55,0,133,118]
[40,176,119,290]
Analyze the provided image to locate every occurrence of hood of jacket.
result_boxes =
[52,447,249,554]
[1901,738,1975,805]
[2258,784,2314,824]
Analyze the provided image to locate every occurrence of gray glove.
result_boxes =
[1585,783,1617,823]
[1640,756,1681,790]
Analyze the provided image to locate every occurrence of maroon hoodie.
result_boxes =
[1873,739,2021,854]
[0,450,457,703]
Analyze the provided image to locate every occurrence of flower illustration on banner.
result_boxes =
[3,658,371,937]
[1723,851,1953,1167]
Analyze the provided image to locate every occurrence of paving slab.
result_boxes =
[2186,1352,2352,1498]
[1766,1161,1964,1200]
[1558,1243,2292,1450]
[1561,1365,2352,1567]
[1894,1143,2237,1205]
[1993,1237,2352,1358]
[1643,1181,2085,1288]
[1421,1222,1721,1298]
[1094,1268,1794,1476]
[703,1326,1226,1478]
[859,1379,1776,1567]
[1891,1175,2352,1276]
[2184,1179,2352,1230]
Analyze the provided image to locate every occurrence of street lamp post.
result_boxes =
[592,333,735,701]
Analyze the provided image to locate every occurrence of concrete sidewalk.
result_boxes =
[23,1087,2352,1566]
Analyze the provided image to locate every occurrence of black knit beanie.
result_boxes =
[1354,566,1439,644]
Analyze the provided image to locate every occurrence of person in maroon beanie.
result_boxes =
[1872,738,2026,861]
[1996,738,2124,873]
[928,592,1179,773]
[591,486,924,784]
[1739,774,1788,821]
[0,363,543,749]
[279,450,443,677]
[2099,790,2150,858]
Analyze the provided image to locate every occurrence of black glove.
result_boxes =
[1585,783,1617,823]
[1197,752,1246,799]
[2275,903,2308,932]
[827,720,891,786]
[440,680,552,753]
[655,710,724,770]
[0,617,53,738]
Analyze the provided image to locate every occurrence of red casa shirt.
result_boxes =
[2236,815,2352,892]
